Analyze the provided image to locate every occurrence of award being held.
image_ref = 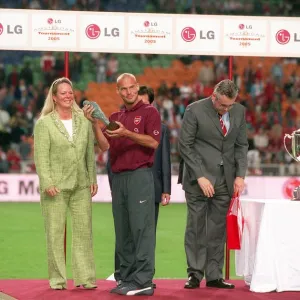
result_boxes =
[284,129,300,200]
[83,100,120,131]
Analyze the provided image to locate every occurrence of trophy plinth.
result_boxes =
[83,100,120,131]
[284,130,300,200]
[106,121,120,131]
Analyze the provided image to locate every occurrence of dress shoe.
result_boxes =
[51,285,66,290]
[184,275,200,289]
[206,278,235,289]
[76,283,97,289]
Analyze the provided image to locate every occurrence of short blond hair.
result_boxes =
[116,73,136,88]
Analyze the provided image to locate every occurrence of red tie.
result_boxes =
[219,114,227,136]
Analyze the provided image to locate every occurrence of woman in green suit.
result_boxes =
[34,77,108,290]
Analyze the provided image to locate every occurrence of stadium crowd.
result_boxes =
[0,0,300,175]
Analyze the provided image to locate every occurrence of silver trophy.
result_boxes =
[284,129,300,200]
[83,100,119,130]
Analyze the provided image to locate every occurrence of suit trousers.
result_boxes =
[184,165,231,282]
[112,168,155,287]
[40,187,96,288]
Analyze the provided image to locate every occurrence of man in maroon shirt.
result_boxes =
[84,73,161,296]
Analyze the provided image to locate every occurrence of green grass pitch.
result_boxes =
[0,203,238,279]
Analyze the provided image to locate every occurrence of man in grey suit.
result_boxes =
[107,85,171,287]
[178,79,248,289]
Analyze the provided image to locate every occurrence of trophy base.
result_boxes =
[107,121,120,131]
[292,186,300,201]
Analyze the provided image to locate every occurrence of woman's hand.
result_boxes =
[90,184,98,197]
[45,186,60,197]
[83,105,96,124]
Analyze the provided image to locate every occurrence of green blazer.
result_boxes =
[34,110,97,193]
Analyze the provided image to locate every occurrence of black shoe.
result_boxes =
[110,282,124,294]
[184,275,200,289]
[206,279,235,289]
[152,282,156,289]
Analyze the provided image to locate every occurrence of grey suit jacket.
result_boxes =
[178,97,248,197]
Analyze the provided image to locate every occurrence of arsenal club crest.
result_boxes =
[134,116,142,125]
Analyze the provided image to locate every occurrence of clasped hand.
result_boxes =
[45,186,60,197]
[45,184,98,197]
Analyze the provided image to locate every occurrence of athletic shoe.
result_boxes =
[115,282,154,296]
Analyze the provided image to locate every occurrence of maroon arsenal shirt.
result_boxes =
[107,100,161,173]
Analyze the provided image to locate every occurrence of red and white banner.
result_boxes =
[0,175,298,202]
[0,9,299,57]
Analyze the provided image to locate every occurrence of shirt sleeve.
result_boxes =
[145,106,161,143]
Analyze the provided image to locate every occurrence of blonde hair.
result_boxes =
[40,77,81,117]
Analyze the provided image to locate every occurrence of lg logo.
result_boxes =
[181,27,196,42]
[144,21,157,27]
[181,26,215,42]
[275,29,300,44]
[47,18,61,24]
[276,29,291,45]
[85,24,119,39]
[0,23,23,35]
[86,24,101,39]
[239,24,252,30]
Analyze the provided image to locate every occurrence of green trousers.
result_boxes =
[40,187,96,289]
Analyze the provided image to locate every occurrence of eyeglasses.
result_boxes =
[215,95,235,110]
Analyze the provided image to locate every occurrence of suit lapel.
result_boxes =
[204,98,236,137]
[51,110,78,145]
[72,111,80,143]
[204,98,223,136]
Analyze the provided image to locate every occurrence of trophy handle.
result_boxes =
[284,133,298,162]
